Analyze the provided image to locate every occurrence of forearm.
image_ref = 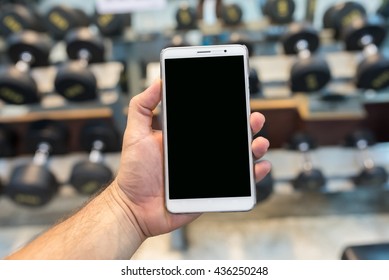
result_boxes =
[5,181,146,260]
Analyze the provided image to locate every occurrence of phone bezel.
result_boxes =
[160,44,256,213]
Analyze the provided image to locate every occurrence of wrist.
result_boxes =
[105,180,147,244]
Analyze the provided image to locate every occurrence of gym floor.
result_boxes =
[1,144,389,260]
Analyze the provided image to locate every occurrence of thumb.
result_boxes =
[126,79,162,135]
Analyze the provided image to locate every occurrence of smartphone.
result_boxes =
[160,44,256,213]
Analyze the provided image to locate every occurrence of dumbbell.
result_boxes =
[322,1,366,40]
[344,130,388,187]
[54,27,105,102]
[0,30,52,105]
[220,3,243,27]
[287,133,326,191]
[280,22,331,93]
[69,121,120,195]
[175,3,198,30]
[93,11,132,37]
[341,15,389,90]
[256,171,274,204]
[262,0,296,25]
[4,120,68,207]
[0,3,44,38]
[44,4,90,40]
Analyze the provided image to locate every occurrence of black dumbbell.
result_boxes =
[0,3,44,38]
[220,3,243,27]
[287,133,326,192]
[0,30,52,105]
[262,0,296,25]
[54,27,105,102]
[69,121,120,195]
[256,171,274,204]
[175,3,198,30]
[341,15,389,90]
[322,1,367,40]
[344,130,388,187]
[44,4,90,40]
[4,120,68,207]
[281,22,331,93]
[93,10,132,37]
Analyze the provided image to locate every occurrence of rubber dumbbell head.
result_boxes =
[0,30,52,105]
[0,3,44,37]
[94,11,131,37]
[345,129,388,187]
[175,4,197,30]
[7,30,52,67]
[5,120,68,207]
[290,56,331,92]
[26,119,69,155]
[281,22,319,55]
[65,27,105,63]
[221,3,243,26]
[341,15,389,90]
[54,27,105,101]
[282,23,331,93]
[69,121,120,195]
[45,5,90,40]
[292,169,326,192]
[341,14,387,51]
[6,162,59,207]
[262,0,296,25]
[322,1,366,40]
[288,133,326,191]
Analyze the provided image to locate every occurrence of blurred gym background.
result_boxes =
[1,0,389,260]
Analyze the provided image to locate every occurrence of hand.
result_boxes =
[114,79,271,239]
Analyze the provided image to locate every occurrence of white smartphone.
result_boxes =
[160,44,256,213]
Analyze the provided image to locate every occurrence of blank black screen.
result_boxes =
[165,55,251,199]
